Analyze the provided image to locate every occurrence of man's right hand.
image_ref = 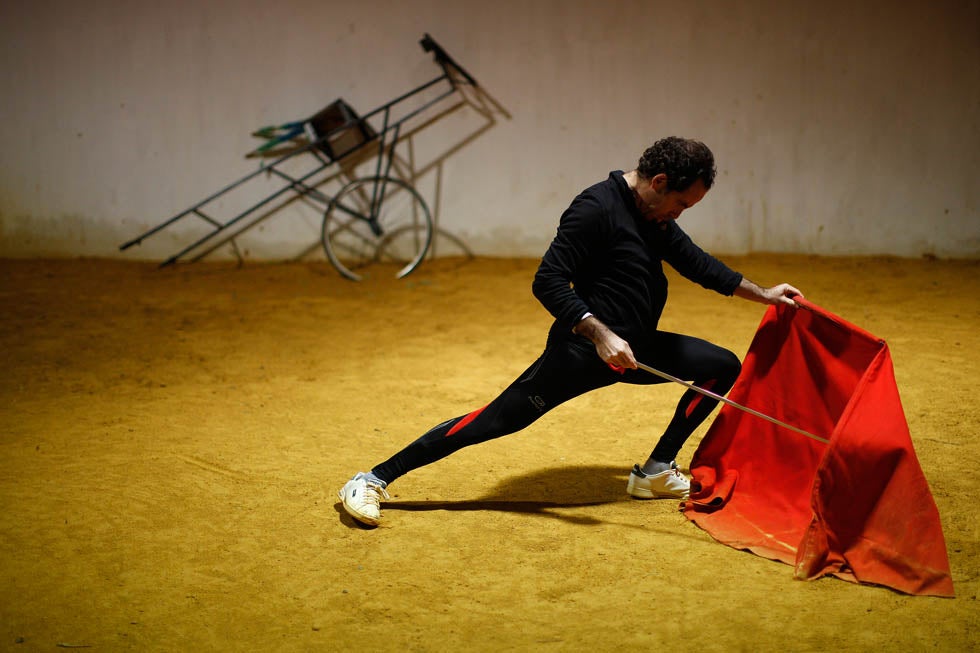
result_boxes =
[573,315,638,370]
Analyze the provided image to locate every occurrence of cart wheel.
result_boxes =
[321,176,434,281]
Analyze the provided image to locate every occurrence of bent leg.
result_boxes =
[371,339,617,485]
[622,331,742,463]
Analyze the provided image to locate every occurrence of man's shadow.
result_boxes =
[336,464,685,531]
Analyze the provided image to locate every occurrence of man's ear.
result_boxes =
[650,173,669,192]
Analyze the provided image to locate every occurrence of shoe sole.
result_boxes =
[338,489,381,526]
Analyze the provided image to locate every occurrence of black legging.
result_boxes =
[372,331,741,485]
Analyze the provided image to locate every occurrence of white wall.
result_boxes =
[1,0,978,261]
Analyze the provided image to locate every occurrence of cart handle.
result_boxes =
[420,33,478,87]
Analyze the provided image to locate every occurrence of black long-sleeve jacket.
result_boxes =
[532,171,742,347]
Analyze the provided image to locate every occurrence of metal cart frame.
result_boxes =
[119,34,479,280]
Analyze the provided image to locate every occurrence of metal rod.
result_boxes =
[120,157,301,250]
[359,74,449,124]
[158,160,330,267]
[634,361,829,445]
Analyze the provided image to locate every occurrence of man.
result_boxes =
[338,136,801,526]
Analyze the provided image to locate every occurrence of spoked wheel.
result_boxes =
[321,175,433,281]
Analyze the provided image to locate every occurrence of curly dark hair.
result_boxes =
[637,137,716,191]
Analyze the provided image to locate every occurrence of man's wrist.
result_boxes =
[572,312,600,338]
[735,278,766,303]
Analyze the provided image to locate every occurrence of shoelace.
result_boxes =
[665,464,689,489]
[363,481,391,507]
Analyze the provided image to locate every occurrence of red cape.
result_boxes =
[683,298,954,597]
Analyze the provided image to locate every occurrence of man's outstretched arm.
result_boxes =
[734,278,803,307]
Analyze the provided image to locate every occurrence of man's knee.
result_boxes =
[718,349,742,385]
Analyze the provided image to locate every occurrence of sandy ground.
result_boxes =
[0,254,977,651]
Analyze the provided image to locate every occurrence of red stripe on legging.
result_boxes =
[446,404,488,437]
[684,379,717,418]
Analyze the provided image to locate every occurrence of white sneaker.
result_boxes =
[338,472,390,526]
[626,462,690,499]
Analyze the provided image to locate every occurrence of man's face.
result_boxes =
[636,174,708,223]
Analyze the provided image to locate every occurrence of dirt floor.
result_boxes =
[0,254,977,651]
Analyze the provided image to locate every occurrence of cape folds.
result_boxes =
[682,298,954,597]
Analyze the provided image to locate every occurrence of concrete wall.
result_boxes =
[1,0,978,261]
